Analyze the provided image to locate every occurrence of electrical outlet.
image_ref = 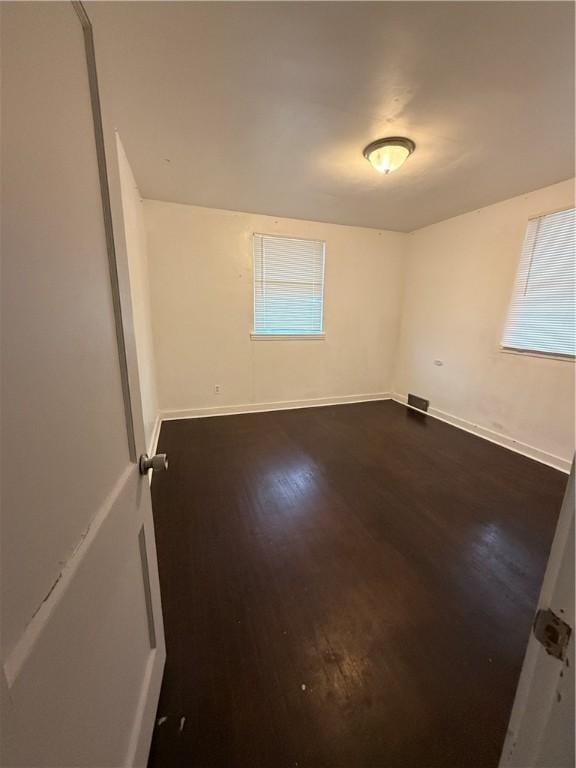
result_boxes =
[214,384,221,394]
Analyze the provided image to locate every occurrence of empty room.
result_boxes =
[1,2,575,767]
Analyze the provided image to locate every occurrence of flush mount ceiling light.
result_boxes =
[363,136,416,174]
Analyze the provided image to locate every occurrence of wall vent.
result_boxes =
[407,393,429,412]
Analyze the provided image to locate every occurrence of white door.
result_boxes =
[1,2,165,766]
[500,465,574,768]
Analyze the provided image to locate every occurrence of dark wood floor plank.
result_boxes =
[148,400,566,768]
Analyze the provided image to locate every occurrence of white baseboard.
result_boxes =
[157,392,570,473]
[393,393,571,474]
[160,392,392,422]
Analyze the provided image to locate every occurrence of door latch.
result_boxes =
[139,453,168,475]
[533,608,571,660]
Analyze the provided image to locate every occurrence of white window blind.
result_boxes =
[253,233,325,336]
[502,207,575,357]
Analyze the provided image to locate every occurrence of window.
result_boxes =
[502,207,575,358]
[253,233,325,337]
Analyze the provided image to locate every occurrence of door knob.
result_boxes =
[139,453,168,475]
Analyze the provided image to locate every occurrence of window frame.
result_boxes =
[251,232,327,340]
[499,206,575,363]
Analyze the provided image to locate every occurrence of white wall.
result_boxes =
[116,137,159,451]
[144,201,406,415]
[393,179,575,468]
[142,181,574,470]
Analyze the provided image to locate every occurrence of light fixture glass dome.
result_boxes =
[363,137,415,174]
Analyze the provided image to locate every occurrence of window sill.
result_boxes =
[500,346,575,363]
[251,333,326,341]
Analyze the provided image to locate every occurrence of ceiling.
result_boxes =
[89,2,575,233]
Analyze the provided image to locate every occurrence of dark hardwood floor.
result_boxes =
[148,400,567,768]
